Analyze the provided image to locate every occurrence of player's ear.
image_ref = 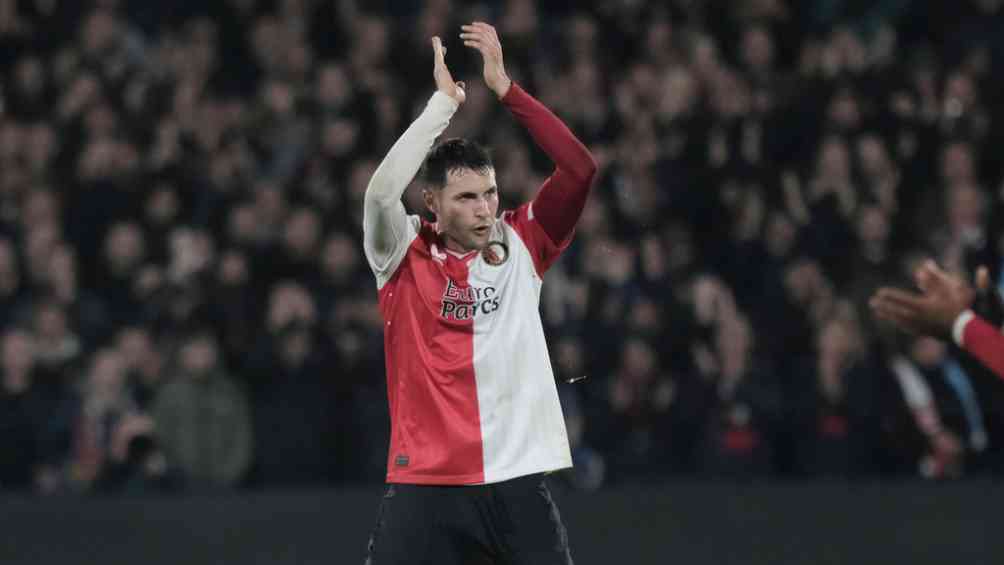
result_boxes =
[423,188,438,215]
[976,265,991,291]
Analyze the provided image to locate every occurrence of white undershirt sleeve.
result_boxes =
[951,309,975,348]
[363,92,459,287]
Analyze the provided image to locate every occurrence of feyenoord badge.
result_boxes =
[482,241,509,266]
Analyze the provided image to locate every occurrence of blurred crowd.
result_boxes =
[2,0,1004,494]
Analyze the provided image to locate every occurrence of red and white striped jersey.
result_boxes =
[363,85,596,485]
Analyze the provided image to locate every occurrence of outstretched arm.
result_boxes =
[871,261,1004,379]
[363,37,464,282]
[461,22,597,247]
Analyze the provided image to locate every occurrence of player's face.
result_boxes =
[427,167,499,253]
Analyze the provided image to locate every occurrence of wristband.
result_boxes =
[952,309,974,347]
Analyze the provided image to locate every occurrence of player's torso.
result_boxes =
[377,214,571,484]
[379,217,540,345]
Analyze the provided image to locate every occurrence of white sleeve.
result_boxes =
[363,92,459,287]
[890,356,934,409]
[951,309,975,347]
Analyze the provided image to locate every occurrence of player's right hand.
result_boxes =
[870,260,973,338]
[432,36,465,104]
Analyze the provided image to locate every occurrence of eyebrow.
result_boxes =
[454,186,498,198]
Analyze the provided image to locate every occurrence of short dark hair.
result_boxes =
[420,138,493,190]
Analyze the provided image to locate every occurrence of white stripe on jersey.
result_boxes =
[470,220,572,483]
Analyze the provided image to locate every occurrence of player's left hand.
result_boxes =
[432,36,466,104]
[870,260,974,338]
[460,22,512,99]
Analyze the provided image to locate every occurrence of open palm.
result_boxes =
[870,261,974,337]
[432,36,465,104]
[460,22,512,98]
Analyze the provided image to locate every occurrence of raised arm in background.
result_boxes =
[871,262,1004,378]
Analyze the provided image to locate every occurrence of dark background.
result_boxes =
[2,482,999,565]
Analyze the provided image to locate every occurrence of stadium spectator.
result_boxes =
[152,329,252,489]
[0,329,42,490]
[791,317,884,478]
[65,348,142,491]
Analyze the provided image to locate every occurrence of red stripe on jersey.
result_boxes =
[962,315,1004,379]
[379,222,485,484]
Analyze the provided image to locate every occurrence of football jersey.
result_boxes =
[364,86,596,485]
[954,310,1004,378]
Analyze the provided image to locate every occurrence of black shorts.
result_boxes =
[363,472,574,565]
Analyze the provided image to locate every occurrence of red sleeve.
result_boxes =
[501,82,597,250]
[962,315,1004,378]
[503,205,564,276]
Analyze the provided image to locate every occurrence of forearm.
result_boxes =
[363,92,458,255]
[365,91,458,207]
[502,83,596,183]
[502,83,597,242]
[953,310,1004,378]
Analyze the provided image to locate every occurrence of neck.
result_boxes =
[437,227,477,255]
[444,238,475,254]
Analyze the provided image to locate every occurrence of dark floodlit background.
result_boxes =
[1,1,1003,563]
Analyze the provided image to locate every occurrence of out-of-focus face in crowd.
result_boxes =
[939,141,976,187]
[282,207,322,258]
[1,330,35,388]
[104,222,146,276]
[320,232,359,282]
[217,250,250,287]
[117,327,156,373]
[88,349,127,398]
[268,281,316,333]
[180,334,219,378]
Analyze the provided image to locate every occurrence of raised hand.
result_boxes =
[460,22,512,99]
[432,36,465,104]
[870,260,974,338]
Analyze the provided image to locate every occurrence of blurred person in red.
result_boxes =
[361,23,595,565]
[66,348,160,492]
[792,317,884,478]
[695,311,781,478]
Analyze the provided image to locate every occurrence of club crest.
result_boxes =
[482,241,509,266]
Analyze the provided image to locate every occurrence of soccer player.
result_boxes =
[361,23,596,565]
[871,260,1004,378]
